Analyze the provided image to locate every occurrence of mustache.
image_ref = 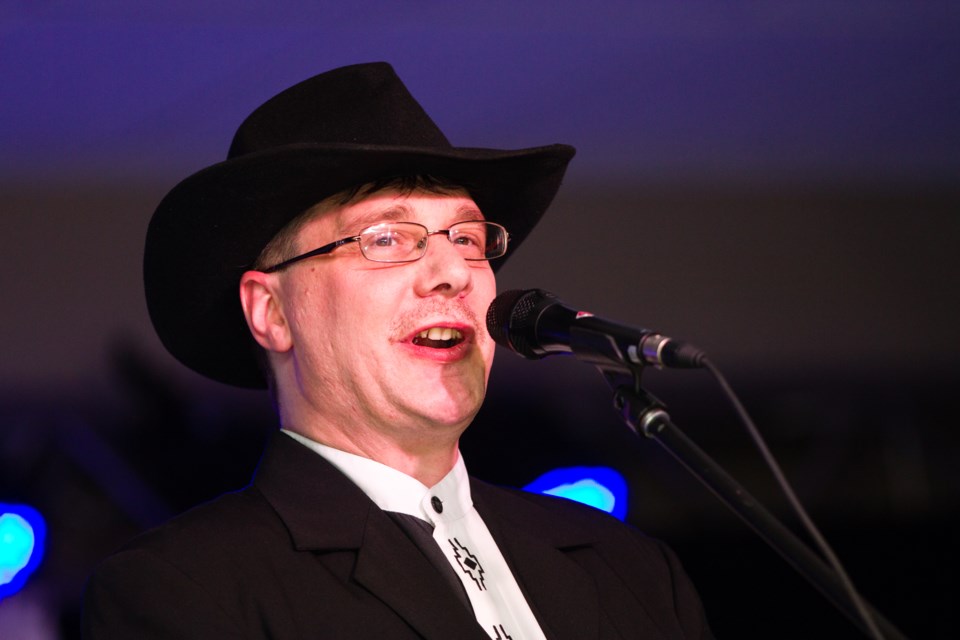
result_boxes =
[391,298,487,340]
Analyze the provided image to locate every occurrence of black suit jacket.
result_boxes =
[82,432,711,639]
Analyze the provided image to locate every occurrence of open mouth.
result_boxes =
[411,327,466,349]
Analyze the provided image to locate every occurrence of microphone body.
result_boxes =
[486,289,704,369]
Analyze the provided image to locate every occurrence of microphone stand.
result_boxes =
[605,368,907,639]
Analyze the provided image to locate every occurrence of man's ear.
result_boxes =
[239,271,293,353]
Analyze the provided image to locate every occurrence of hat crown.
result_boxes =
[228,62,451,158]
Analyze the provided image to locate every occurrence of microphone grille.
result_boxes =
[486,289,553,359]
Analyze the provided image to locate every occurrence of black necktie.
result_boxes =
[386,511,474,613]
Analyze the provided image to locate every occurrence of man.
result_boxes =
[83,62,711,639]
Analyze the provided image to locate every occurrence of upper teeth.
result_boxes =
[418,327,462,341]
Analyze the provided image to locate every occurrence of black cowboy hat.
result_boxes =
[144,62,575,388]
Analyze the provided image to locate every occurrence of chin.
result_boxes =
[418,392,483,429]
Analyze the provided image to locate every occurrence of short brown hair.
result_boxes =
[253,174,471,271]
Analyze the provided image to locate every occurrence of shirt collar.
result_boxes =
[281,429,473,523]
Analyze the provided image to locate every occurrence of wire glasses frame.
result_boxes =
[260,220,510,273]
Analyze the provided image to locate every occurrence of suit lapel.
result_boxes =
[254,432,488,639]
[472,481,601,640]
[354,507,491,640]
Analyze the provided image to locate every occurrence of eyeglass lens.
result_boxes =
[359,222,506,263]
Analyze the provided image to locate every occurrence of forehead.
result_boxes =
[324,189,485,235]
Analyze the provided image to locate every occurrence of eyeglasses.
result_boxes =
[261,220,509,273]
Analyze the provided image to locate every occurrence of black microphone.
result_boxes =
[486,289,705,369]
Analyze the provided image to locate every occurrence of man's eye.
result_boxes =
[453,233,482,247]
[369,229,417,247]
[372,233,399,247]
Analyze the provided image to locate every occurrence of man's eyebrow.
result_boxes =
[454,204,485,222]
[339,205,411,234]
[339,202,485,234]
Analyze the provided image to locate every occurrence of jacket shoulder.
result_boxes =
[82,487,279,638]
[471,479,713,638]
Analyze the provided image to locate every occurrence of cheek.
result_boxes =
[473,268,497,330]
[472,269,498,376]
[282,270,344,350]
[341,278,397,333]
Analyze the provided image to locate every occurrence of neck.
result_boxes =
[282,421,461,487]
[275,369,473,486]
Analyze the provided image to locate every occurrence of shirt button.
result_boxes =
[431,496,443,513]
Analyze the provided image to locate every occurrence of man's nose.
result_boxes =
[413,233,473,298]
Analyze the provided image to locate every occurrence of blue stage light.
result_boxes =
[524,466,628,521]
[0,504,46,599]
